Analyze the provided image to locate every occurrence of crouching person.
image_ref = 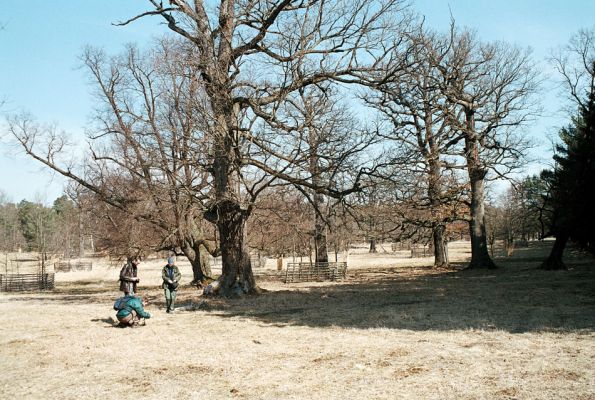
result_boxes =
[114,294,151,327]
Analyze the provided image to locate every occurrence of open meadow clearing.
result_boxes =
[0,240,594,399]
[3,2,595,399]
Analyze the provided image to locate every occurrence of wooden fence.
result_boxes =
[284,262,347,283]
[0,273,55,292]
[410,246,430,258]
[55,261,93,272]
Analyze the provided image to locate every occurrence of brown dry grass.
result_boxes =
[1,240,594,399]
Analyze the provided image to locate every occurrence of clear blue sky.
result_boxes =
[1,1,594,203]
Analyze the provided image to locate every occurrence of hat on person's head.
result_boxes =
[167,257,175,265]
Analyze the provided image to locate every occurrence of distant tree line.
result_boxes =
[0,193,88,257]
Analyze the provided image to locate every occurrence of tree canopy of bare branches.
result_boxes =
[430,25,540,269]
[361,22,539,269]
[11,0,411,295]
[115,0,411,294]
[362,26,469,267]
[10,40,219,283]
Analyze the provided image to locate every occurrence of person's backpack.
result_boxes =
[113,297,127,311]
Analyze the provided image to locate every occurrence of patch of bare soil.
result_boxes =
[0,240,594,399]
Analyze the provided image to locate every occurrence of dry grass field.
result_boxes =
[1,241,594,399]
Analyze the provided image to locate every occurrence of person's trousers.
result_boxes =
[117,309,139,326]
[164,288,177,311]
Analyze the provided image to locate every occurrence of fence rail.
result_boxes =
[284,262,347,283]
[55,261,93,272]
[410,247,430,258]
[0,273,55,292]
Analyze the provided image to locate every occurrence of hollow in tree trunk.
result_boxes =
[541,232,569,270]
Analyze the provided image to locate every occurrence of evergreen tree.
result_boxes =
[542,87,595,269]
[16,200,55,252]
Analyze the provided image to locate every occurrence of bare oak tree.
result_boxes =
[433,25,539,269]
[278,85,372,263]
[9,40,219,283]
[113,0,407,294]
[363,26,468,268]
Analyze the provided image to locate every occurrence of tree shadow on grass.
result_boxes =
[205,244,595,334]
[4,242,594,334]
[2,290,117,306]
[1,281,165,307]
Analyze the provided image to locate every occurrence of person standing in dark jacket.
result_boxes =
[162,257,181,313]
[119,257,140,295]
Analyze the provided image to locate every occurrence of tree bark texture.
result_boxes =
[78,208,85,257]
[181,242,213,284]
[207,199,256,296]
[314,204,329,263]
[432,224,448,268]
[312,188,328,263]
[309,123,329,264]
[541,233,569,270]
[427,155,449,268]
[465,110,496,269]
[467,168,496,269]
[206,73,256,294]
[369,238,377,253]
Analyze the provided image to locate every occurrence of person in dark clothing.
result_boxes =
[113,294,151,327]
[119,257,140,295]
[162,257,181,313]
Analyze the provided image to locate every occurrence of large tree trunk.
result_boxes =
[464,110,496,269]
[467,170,496,269]
[427,155,449,268]
[181,242,212,285]
[205,86,257,294]
[369,238,377,253]
[309,124,329,264]
[314,223,328,263]
[208,199,256,296]
[432,224,448,268]
[78,207,85,257]
[313,191,328,263]
[541,233,569,270]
